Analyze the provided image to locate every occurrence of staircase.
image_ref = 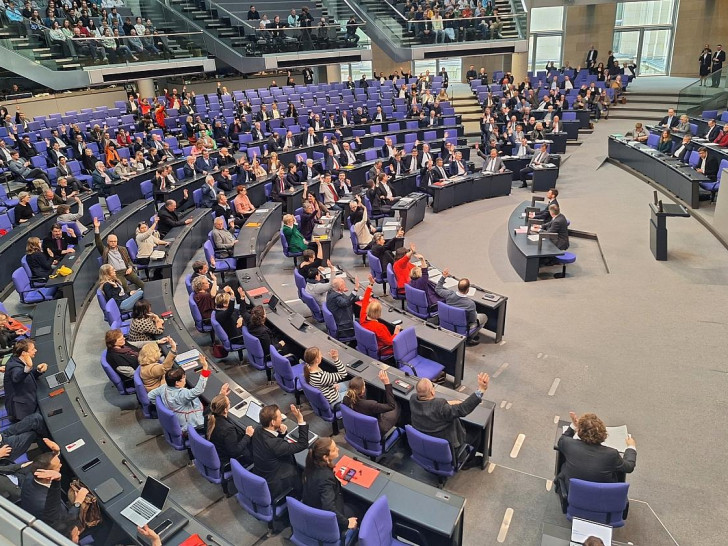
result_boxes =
[450,84,482,142]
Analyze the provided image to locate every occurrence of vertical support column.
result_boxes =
[511,52,528,82]
[136,78,155,99]
[324,64,341,84]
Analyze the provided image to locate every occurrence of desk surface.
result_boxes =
[508,201,564,258]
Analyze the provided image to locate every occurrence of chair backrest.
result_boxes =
[358,495,394,546]
[404,284,429,319]
[0,213,13,232]
[193,188,203,208]
[301,380,335,422]
[367,251,383,282]
[404,424,455,477]
[688,150,700,167]
[286,496,343,546]
[349,225,364,255]
[392,326,418,365]
[140,180,153,200]
[321,302,339,338]
[20,256,33,282]
[340,403,384,458]
[106,194,122,214]
[188,292,206,332]
[280,227,293,256]
[300,288,323,322]
[11,268,31,302]
[104,299,124,329]
[386,264,401,300]
[184,274,193,295]
[96,288,109,321]
[125,238,139,262]
[230,459,276,522]
[156,397,187,450]
[210,311,231,351]
[100,350,129,395]
[354,321,379,359]
[646,133,659,149]
[133,367,155,419]
[567,479,629,527]
[187,426,224,483]
[89,203,104,223]
[437,301,468,335]
[270,345,297,393]
[241,326,266,370]
[293,267,306,297]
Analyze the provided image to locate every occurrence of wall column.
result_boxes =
[136,78,155,99]
[323,64,340,84]
[511,52,529,82]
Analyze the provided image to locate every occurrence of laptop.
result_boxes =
[245,400,264,423]
[120,477,170,527]
[289,314,306,330]
[46,359,77,389]
[570,517,613,545]
[267,294,279,312]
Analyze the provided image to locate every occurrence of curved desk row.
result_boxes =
[507,201,564,282]
[607,136,709,209]
[0,192,99,295]
[33,299,228,546]
[431,171,513,213]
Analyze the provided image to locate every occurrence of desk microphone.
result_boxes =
[75,397,88,417]
[206,535,223,546]
[121,459,143,484]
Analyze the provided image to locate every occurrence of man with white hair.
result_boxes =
[325,275,360,340]
[200,175,217,208]
[211,216,236,258]
[91,160,124,196]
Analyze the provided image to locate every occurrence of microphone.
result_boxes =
[121,459,143,484]
[75,397,88,417]
[206,535,223,546]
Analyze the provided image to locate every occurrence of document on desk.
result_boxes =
[565,425,629,453]
[514,227,528,234]
[246,286,270,298]
[336,455,379,488]
[528,234,540,242]
[571,517,612,545]
[440,276,476,296]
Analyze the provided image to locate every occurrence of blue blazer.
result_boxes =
[194,156,217,174]
[200,183,217,208]
[4,356,43,421]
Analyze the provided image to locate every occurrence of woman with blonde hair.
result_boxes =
[134,216,169,263]
[267,151,281,173]
[25,236,55,280]
[251,157,267,178]
[99,264,144,312]
[359,279,401,359]
[206,393,254,466]
[138,340,176,391]
[233,185,256,218]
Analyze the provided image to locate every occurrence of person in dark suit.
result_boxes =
[47,143,67,166]
[325,277,359,340]
[339,142,358,166]
[194,151,218,175]
[533,188,559,221]
[250,122,266,142]
[659,109,679,129]
[206,394,254,468]
[556,411,636,499]
[251,403,308,498]
[270,166,292,208]
[672,135,693,163]
[410,372,489,464]
[519,144,550,187]
[302,438,359,535]
[157,190,192,237]
[17,136,38,160]
[200,175,218,208]
[343,371,400,435]
[448,151,468,177]
[43,223,77,261]
[695,147,719,181]
[298,127,319,147]
[711,44,725,87]
[585,46,598,71]
[324,147,341,174]
[536,203,569,251]
[3,339,48,422]
[699,46,712,86]
[481,147,506,173]
[369,230,403,272]
[703,119,721,142]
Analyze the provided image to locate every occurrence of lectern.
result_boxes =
[649,202,689,261]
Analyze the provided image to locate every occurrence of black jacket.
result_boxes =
[208,414,252,467]
[157,195,189,237]
[26,251,53,279]
[342,382,398,434]
[4,356,43,421]
[251,424,309,498]
[302,467,349,530]
[325,290,357,336]
[21,479,80,526]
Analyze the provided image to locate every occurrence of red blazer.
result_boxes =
[359,286,395,357]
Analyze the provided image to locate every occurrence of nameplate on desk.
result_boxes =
[256,208,270,213]
[246,222,261,227]
[314,235,329,240]
[514,227,528,234]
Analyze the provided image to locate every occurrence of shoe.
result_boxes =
[520,182,528,188]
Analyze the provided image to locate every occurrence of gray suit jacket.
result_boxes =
[434,277,477,325]
[543,213,569,250]
[481,156,505,173]
[410,392,481,451]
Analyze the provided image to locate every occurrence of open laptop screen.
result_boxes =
[141,477,170,510]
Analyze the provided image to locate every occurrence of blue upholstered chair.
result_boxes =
[404,424,472,487]
[437,302,480,339]
[281,227,304,265]
[349,225,369,265]
[211,310,245,362]
[133,367,156,419]
[404,284,434,319]
[156,397,190,453]
[340,404,402,461]
[322,302,356,344]
[270,345,304,405]
[100,350,135,395]
[106,194,122,214]
[242,326,273,381]
[367,251,386,294]
[566,479,630,527]
[12,268,57,304]
[386,264,405,309]
[300,288,324,322]
[230,459,288,535]
[354,321,380,360]
[301,380,341,436]
[187,426,233,495]
[188,292,215,343]
[359,496,425,546]
[287,496,356,546]
[392,327,444,380]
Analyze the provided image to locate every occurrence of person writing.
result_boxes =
[251,403,308,498]
[360,276,401,360]
[555,411,636,499]
[302,438,358,538]
[206,393,254,467]
[410,372,490,466]
[343,370,400,435]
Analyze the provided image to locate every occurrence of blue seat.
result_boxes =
[270,345,304,405]
[97,288,131,323]
[392,327,444,380]
[293,268,306,298]
[349,225,368,265]
[140,180,153,200]
[203,240,236,277]
[300,288,323,322]
[280,227,304,265]
[189,292,215,343]
[193,188,203,208]
[701,110,718,120]
[363,195,386,226]
[20,256,45,288]
[287,496,356,546]
[187,426,232,495]
[301,380,341,436]
[553,252,576,278]
[156,397,190,453]
[134,367,156,419]
[340,404,402,461]
[211,310,245,361]
[125,238,150,279]
[567,479,629,528]
[105,298,131,333]
[184,274,193,295]
[404,284,434,320]
[688,150,700,167]
[106,194,122,214]
[646,134,659,149]
[322,302,356,343]
[359,495,422,546]
[354,321,380,360]
[100,350,135,395]
[404,424,472,487]
[230,459,288,534]
[89,203,105,223]
[367,251,386,293]
[437,301,480,339]
[241,326,272,381]
[12,268,57,305]
[386,264,405,309]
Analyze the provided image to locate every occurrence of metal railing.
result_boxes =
[676,67,728,116]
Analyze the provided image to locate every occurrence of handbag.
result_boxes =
[68,479,103,531]
[212,343,228,358]
[57,265,73,276]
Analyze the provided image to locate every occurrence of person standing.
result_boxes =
[699,46,712,86]
[4,340,48,422]
[711,44,725,87]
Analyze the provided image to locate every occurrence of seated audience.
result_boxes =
[304,268,332,307]
[360,280,400,359]
[434,269,487,345]
[343,370,400,435]
[303,347,347,407]
[139,341,175,392]
[94,217,145,292]
[43,224,76,262]
[211,216,236,258]
[14,192,34,224]
[409,265,444,310]
[99,264,144,312]
[393,244,425,293]
[325,277,359,340]
[25,237,54,280]
[233,185,256,218]
[206,393,254,467]
[241,305,291,359]
[192,273,218,322]
[127,299,166,347]
[104,329,147,388]
[157,190,192,237]
[134,217,169,265]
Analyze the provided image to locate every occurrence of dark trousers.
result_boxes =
[1,412,47,458]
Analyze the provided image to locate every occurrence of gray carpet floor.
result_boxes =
[21,81,728,546]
